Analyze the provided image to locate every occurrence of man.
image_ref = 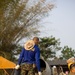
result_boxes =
[67,57,75,75]
[52,66,58,75]
[58,66,66,75]
[15,37,42,75]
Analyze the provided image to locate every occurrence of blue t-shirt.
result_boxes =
[18,45,41,71]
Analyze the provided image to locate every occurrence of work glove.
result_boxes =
[15,65,20,69]
[38,72,42,75]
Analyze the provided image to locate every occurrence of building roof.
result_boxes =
[47,59,67,66]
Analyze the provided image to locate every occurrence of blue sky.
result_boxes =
[40,0,75,49]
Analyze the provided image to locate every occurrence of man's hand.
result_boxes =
[15,65,20,69]
[38,72,42,75]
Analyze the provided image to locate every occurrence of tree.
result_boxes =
[59,46,75,60]
[0,0,54,60]
[39,36,61,60]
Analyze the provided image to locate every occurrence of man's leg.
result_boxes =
[28,68,35,75]
[21,69,28,75]
[21,63,28,75]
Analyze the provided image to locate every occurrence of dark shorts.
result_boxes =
[21,63,35,75]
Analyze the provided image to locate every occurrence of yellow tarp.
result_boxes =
[0,56,16,69]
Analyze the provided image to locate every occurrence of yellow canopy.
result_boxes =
[0,56,16,69]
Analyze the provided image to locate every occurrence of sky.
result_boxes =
[39,0,75,49]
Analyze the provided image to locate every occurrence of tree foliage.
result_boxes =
[39,36,61,60]
[59,46,75,60]
[0,0,54,60]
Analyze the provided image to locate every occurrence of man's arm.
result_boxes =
[35,48,41,72]
[15,48,25,69]
[18,48,25,65]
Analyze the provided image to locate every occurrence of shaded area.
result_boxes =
[40,59,46,71]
